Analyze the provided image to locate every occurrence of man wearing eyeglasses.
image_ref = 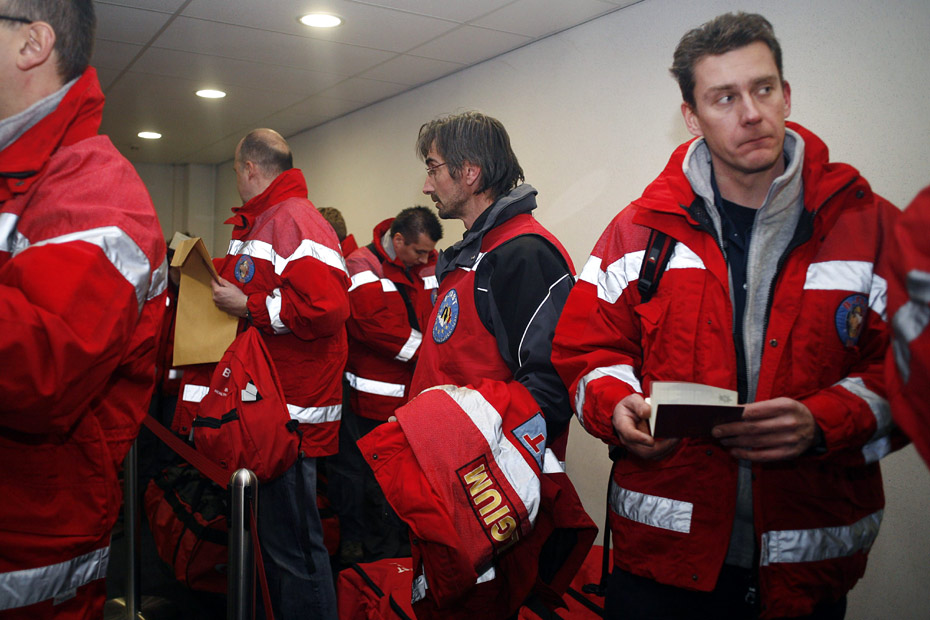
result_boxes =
[0,1,166,618]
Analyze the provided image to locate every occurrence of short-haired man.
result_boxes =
[334,205,442,562]
[553,12,898,619]
[318,206,358,257]
[209,128,349,620]
[0,1,166,617]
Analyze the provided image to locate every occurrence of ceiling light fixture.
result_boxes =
[298,13,342,28]
[137,131,162,140]
[196,89,226,99]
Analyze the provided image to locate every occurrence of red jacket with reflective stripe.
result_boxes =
[885,185,930,467]
[344,218,437,421]
[215,170,350,456]
[0,68,166,606]
[552,123,899,618]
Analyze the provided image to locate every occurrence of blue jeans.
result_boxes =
[257,457,337,620]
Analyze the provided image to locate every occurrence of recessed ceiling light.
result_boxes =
[196,89,226,99]
[299,13,342,28]
[137,131,162,140]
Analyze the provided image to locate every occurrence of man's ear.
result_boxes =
[681,101,703,138]
[461,161,481,189]
[17,21,56,72]
[392,232,405,252]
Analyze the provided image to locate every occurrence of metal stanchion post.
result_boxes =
[124,440,141,620]
[228,469,259,620]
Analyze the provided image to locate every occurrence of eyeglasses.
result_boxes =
[0,15,33,25]
[426,162,447,177]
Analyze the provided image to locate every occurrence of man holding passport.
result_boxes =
[553,12,898,619]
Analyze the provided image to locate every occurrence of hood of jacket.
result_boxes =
[224,168,308,237]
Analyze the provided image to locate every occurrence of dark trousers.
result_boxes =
[604,567,846,620]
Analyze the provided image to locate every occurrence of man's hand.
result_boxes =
[211,276,248,318]
[612,393,680,460]
[712,397,822,462]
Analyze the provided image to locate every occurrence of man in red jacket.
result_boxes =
[210,128,349,620]
[552,12,899,620]
[0,1,166,618]
[334,206,442,563]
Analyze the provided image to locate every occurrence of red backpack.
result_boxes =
[174,327,300,482]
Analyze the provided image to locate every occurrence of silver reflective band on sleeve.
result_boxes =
[167,369,182,380]
[574,365,642,428]
[804,261,887,320]
[582,244,705,304]
[0,212,27,254]
[30,226,155,312]
[287,403,342,424]
[349,270,378,292]
[148,257,168,301]
[760,509,883,566]
[892,269,930,384]
[344,371,406,398]
[835,376,892,463]
[609,479,693,534]
[266,288,290,334]
[182,384,209,403]
[0,546,109,611]
[229,238,348,276]
[542,448,564,474]
[395,329,422,362]
[423,275,438,290]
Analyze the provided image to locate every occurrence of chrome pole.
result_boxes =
[123,441,141,620]
[228,469,258,620]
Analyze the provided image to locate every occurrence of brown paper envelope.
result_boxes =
[171,237,239,366]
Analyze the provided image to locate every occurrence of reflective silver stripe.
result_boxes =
[167,369,182,380]
[432,385,540,524]
[29,226,155,312]
[574,364,641,428]
[423,275,438,290]
[228,238,347,276]
[608,478,692,534]
[581,244,705,304]
[287,403,341,424]
[344,371,405,398]
[349,270,378,292]
[475,565,496,584]
[542,448,563,474]
[395,329,421,362]
[804,260,887,320]
[182,384,209,403]
[265,288,289,335]
[760,509,883,566]
[0,212,26,254]
[835,376,892,463]
[411,573,427,603]
[892,269,930,383]
[0,546,109,611]
[148,257,168,301]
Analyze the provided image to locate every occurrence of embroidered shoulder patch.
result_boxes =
[432,289,459,343]
[835,294,868,347]
[234,255,255,283]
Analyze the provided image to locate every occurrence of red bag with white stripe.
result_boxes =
[173,326,300,482]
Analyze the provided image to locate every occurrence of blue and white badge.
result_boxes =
[512,412,547,470]
[234,255,255,284]
[835,293,868,347]
[432,289,459,343]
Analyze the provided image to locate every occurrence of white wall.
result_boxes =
[135,162,217,250]
[209,0,930,616]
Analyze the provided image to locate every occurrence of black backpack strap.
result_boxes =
[637,230,676,303]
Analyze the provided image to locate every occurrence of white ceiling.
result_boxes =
[93,0,636,165]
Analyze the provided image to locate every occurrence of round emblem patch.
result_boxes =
[234,255,255,284]
[835,294,868,347]
[432,289,460,343]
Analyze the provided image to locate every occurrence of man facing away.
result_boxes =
[411,111,575,451]
[334,205,442,563]
[0,1,166,617]
[552,12,899,620]
[209,128,349,620]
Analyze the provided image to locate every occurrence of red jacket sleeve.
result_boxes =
[346,264,421,363]
[0,236,146,434]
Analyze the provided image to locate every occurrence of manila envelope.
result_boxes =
[171,237,239,366]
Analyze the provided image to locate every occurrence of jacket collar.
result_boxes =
[436,183,537,280]
[0,68,104,201]
[224,168,308,234]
